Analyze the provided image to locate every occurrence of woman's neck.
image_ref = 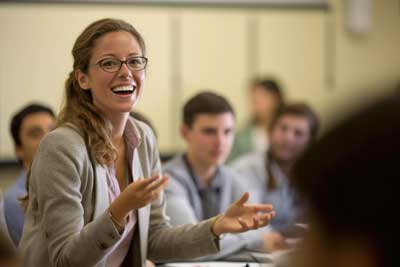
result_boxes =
[106,112,129,146]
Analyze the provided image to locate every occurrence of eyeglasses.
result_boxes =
[94,56,148,73]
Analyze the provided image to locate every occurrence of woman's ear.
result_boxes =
[75,69,90,90]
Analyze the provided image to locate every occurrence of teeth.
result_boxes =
[112,85,134,92]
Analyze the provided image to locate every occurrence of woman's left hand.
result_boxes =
[211,192,275,236]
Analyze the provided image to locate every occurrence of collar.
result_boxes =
[182,154,222,192]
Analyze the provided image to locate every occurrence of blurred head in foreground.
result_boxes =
[292,94,398,267]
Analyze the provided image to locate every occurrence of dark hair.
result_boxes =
[292,95,399,267]
[183,91,235,127]
[10,103,55,147]
[271,102,320,144]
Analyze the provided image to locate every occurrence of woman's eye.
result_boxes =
[101,59,118,68]
[128,58,142,67]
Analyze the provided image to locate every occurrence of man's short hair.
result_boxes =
[183,91,235,127]
[10,103,55,147]
[271,103,320,143]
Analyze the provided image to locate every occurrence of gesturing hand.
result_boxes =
[212,192,275,236]
[109,174,169,228]
[122,174,169,209]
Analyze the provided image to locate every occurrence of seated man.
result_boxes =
[4,103,55,245]
[291,95,398,267]
[1,191,19,267]
[164,91,269,260]
[230,103,319,251]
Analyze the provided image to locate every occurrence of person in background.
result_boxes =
[19,18,274,267]
[1,190,19,267]
[292,95,398,267]
[231,103,319,252]
[227,78,284,163]
[164,91,273,259]
[4,103,55,245]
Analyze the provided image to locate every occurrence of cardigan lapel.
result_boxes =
[132,149,150,267]
[93,164,109,219]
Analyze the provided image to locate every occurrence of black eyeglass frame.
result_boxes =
[93,56,148,73]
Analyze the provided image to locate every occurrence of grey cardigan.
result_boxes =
[19,119,218,267]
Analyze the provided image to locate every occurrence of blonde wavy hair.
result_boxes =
[58,18,146,165]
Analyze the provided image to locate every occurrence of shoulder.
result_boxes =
[131,118,157,145]
[163,155,192,184]
[230,151,264,171]
[163,155,194,193]
[35,126,89,166]
[162,154,185,174]
[219,164,241,181]
[42,126,85,148]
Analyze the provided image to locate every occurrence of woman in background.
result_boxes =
[227,78,284,162]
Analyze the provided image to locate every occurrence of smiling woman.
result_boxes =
[18,18,275,267]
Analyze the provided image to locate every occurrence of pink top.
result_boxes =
[106,119,141,267]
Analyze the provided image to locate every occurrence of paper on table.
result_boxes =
[163,261,263,267]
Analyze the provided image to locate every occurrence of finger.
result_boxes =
[257,213,273,227]
[145,175,168,193]
[154,176,169,194]
[251,204,274,213]
[149,190,159,201]
[237,217,249,230]
[234,192,249,206]
[135,175,161,189]
[252,216,260,229]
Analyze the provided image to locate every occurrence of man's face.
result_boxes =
[270,114,311,164]
[182,112,235,168]
[16,112,55,170]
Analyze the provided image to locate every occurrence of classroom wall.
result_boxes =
[0,0,399,159]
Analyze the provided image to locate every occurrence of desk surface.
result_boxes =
[161,249,294,267]
[163,262,274,267]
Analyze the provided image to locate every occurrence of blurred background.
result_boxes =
[0,0,399,187]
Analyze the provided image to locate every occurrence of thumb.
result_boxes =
[235,192,249,206]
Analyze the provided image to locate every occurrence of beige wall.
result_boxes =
[0,0,399,159]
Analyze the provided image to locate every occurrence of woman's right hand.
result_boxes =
[109,174,169,228]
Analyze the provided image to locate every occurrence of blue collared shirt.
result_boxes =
[4,170,27,245]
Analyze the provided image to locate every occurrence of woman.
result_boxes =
[227,78,284,163]
[19,18,274,267]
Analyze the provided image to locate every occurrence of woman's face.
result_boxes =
[76,30,145,117]
[250,85,280,124]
